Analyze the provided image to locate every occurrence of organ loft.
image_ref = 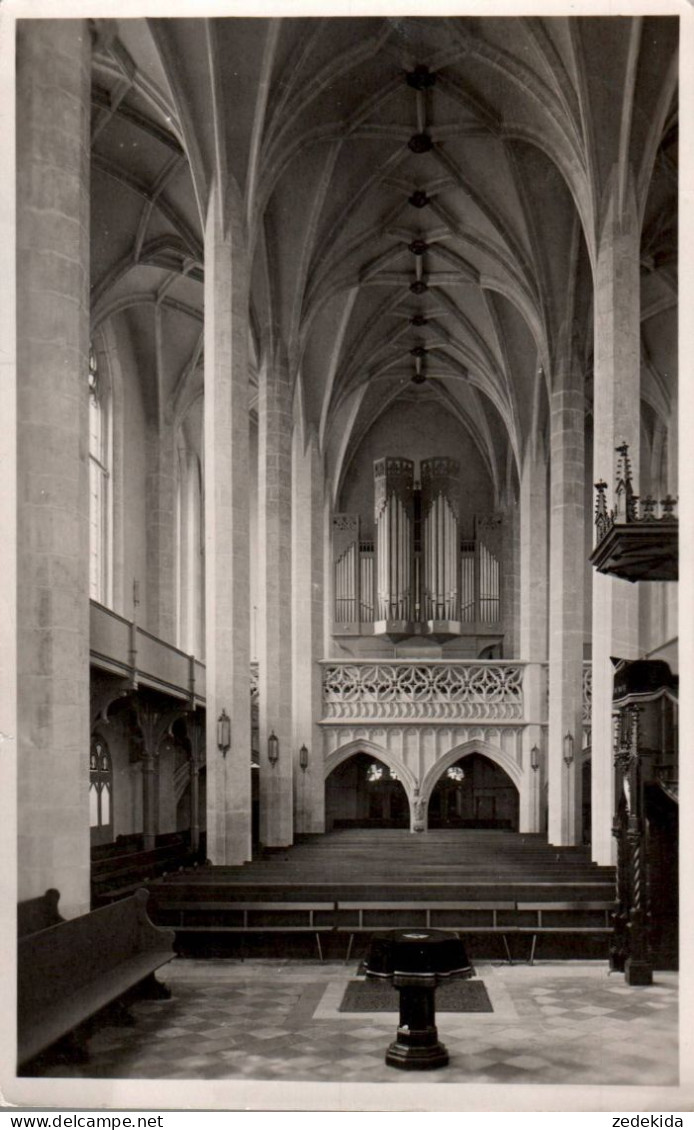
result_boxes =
[5,7,681,1093]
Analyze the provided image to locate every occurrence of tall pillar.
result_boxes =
[146,415,176,644]
[203,183,251,864]
[520,663,545,833]
[500,501,520,657]
[591,179,641,865]
[16,20,92,916]
[548,366,585,846]
[518,446,549,833]
[292,431,325,835]
[187,710,204,855]
[176,445,203,656]
[258,347,293,847]
[519,445,549,663]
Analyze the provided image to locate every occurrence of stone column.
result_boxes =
[518,444,549,832]
[146,415,176,644]
[500,501,520,658]
[203,183,252,864]
[547,365,585,846]
[140,751,158,850]
[519,446,549,662]
[591,179,641,865]
[258,347,293,847]
[292,431,326,835]
[16,20,92,917]
[176,445,203,655]
[186,709,204,855]
[520,663,545,833]
[133,697,182,849]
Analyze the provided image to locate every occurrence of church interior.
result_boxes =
[8,10,683,1097]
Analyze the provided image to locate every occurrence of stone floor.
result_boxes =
[34,958,678,1087]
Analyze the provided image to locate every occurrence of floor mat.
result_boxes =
[338,977,493,1013]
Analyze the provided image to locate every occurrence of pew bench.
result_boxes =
[513,901,616,964]
[91,834,197,907]
[18,888,175,1068]
[154,900,336,962]
[335,899,616,964]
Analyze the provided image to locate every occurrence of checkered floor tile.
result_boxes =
[29,959,678,1086]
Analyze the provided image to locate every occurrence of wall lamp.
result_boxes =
[530,744,540,772]
[268,731,279,766]
[217,709,231,757]
[563,731,575,767]
[299,744,309,772]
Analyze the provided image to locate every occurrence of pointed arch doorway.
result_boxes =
[427,752,519,830]
[325,751,410,831]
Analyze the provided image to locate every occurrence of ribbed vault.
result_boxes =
[88,15,678,495]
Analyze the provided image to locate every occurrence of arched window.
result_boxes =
[90,735,113,842]
[88,346,111,603]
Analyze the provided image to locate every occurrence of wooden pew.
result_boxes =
[152,899,336,961]
[91,833,197,907]
[18,888,175,1068]
[514,900,616,964]
[334,899,616,964]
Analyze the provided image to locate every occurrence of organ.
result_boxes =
[333,457,502,642]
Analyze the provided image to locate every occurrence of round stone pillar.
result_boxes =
[258,346,294,848]
[292,431,325,835]
[203,182,252,865]
[591,178,641,865]
[547,376,585,846]
[16,20,92,917]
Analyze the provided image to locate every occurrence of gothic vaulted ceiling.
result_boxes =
[89,15,678,501]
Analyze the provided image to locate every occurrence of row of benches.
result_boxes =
[150,897,617,963]
[18,889,175,1069]
[17,887,616,1068]
[91,832,200,906]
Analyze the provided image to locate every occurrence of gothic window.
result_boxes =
[89,735,113,840]
[88,347,111,603]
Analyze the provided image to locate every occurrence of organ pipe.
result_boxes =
[332,514,360,624]
[421,457,461,621]
[374,457,414,621]
[359,544,374,621]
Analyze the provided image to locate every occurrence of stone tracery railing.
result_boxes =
[321,661,524,721]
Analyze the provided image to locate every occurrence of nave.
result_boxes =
[8,11,682,1105]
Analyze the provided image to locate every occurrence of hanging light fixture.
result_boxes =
[268,731,279,766]
[530,744,540,772]
[299,744,309,772]
[563,731,575,767]
[217,709,231,757]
